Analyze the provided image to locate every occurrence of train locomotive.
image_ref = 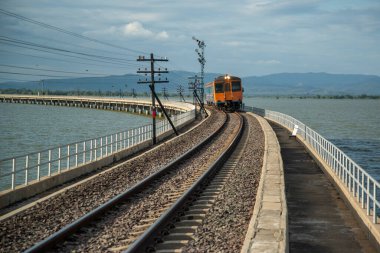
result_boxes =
[205,74,243,111]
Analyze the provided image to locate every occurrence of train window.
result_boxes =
[225,82,230,91]
[215,83,224,93]
[232,81,241,91]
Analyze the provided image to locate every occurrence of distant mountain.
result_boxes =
[242,72,380,95]
[1,71,380,96]
[0,71,222,94]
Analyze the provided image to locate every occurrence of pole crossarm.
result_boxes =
[136,53,175,144]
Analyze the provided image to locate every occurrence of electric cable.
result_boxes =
[0,8,149,56]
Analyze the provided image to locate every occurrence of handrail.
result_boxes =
[0,109,195,192]
[244,105,380,224]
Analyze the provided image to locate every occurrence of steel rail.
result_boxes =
[23,111,227,253]
[124,113,244,253]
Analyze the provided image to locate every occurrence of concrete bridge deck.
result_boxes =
[270,122,376,253]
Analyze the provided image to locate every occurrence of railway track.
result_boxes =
[1,111,266,253]
[126,113,247,253]
[1,109,225,252]
[21,112,244,252]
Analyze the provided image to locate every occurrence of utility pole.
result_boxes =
[188,75,208,117]
[177,85,186,102]
[188,75,199,107]
[40,80,45,96]
[137,53,177,145]
[192,36,206,105]
[132,88,136,98]
[162,87,169,100]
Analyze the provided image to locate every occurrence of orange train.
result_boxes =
[205,74,243,110]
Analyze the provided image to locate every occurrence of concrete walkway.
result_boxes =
[270,122,376,253]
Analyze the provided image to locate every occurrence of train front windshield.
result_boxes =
[232,81,241,91]
[215,83,224,93]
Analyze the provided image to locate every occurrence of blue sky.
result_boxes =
[0,0,379,81]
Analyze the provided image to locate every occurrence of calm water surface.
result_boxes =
[245,97,380,180]
[1,99,379,181]
[0,103,151,160]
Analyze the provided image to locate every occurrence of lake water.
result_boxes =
[0,98,379,182]
[245,97,380,181]
[0,103,151,160]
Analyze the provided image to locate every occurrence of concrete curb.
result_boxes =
[241,113,288,253]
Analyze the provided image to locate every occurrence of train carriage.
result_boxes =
[205,74,243,111]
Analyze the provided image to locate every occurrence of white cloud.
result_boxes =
[156,31,169,40]
[84,21,169,41]
[122,21,169,40]
[123,21,153,37]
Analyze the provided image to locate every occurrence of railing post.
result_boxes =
[100,138,103,157]
[348,159,351,193]
[357,167,360,202]
[58,147,61,173]
[83,141,86,164]
[67,145,70,170]
[116,133,118,152]
[128,131,130,147]
[106,137,108,155]
[25,155,29,185]
[11,158,15,190]
[367,177,370,216]
[124,131,126,149]
[48,149,51,176]
[90,140,93,161]
[111,135,113,153]
[75,143,78,167]
[94,139,97,160]
[37,152,41,181]
[361,171,365,208]
[373,184,377,224]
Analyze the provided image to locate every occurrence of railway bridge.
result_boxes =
[0,95,379,252]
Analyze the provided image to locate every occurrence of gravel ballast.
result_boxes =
[0,109,225,252]
[182,113,265,252]
[55,113,241,252]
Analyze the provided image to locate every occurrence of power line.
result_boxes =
[0,64,108,76]
[0,8,149,56]
[23,31,139,59]
[0,40,141,67]
[0,70,94,78]
[0,49,134,69]
[0,36,136,63]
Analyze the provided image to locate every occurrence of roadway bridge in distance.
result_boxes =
[0,96,379,252]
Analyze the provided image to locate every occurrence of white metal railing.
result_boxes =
[244,105,380,224]
[0,109,195,192]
